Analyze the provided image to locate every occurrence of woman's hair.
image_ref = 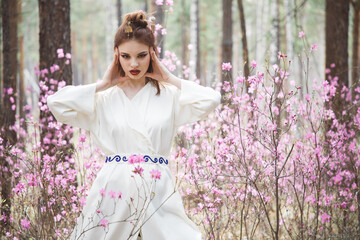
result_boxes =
[114,10,161,95]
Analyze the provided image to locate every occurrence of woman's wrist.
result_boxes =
[166,74,182,89]
[95,81,110,92]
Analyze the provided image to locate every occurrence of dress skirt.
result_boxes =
[70,154,202,240]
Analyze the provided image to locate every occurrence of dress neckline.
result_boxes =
[117,82,150,102]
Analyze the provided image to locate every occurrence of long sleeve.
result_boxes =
[174,79,221,127]
[47,83,98,131]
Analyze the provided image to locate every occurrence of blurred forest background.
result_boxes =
[1,0,358,113]
[1,0,344,117]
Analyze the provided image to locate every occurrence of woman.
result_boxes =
[47,10,220,240]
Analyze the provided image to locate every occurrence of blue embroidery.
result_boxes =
[105,155,168,165]
[144,155,169,164]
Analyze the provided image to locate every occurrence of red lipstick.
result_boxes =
[130,70,141,76]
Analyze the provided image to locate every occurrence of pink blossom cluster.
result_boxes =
[128,154,145,164]
[0,49,104,239]
[173,56,360,239]
[221,62,232,71]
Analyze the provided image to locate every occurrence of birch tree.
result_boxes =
[189,0,201,83]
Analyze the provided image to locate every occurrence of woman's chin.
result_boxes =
[128,73,145,80]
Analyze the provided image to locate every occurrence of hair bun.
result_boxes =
[123,10,148,29]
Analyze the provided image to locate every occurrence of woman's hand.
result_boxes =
[96,48,130,92]
[145,48,181,89]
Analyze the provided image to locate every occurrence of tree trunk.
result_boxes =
[255,0,266,67]
[324,0,350,128]
[285,0,293,63]
[190,0,201,83]
[150,0,165,58]
[195,0,201,84]
[180,0,188,79]
[116,0,122,27]
[221,0,233,103]
[81,34,88,85]
[105,0,116,63]
[38,0,72,156]
[0,0,18,233]
[270,0,280,65]
[351,0,360,102]
[237,0,250,84]
[18,0,27,143]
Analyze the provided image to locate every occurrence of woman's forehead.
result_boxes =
[117,40,149,54]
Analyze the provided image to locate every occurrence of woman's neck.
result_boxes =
[118,76,146,90]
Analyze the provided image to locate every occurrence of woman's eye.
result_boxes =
[138,54,147,58]
[121,55,130,59]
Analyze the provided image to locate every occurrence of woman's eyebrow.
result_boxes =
[120,51,148,55]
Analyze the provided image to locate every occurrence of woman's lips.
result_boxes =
[130,70,141,76]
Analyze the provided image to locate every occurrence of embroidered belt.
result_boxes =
[105,154,169,165]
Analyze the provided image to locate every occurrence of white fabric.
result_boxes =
[47,79,221,240]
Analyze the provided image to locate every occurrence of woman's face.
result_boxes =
[116,40,151,81]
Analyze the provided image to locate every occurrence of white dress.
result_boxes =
[47,79,221,240]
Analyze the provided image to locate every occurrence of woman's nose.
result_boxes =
[131,59,138,68]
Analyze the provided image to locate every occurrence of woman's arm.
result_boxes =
[144,47,221,126]
[96,47,130,93]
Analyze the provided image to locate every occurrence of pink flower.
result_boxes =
[65,53,72,59]
[57,48,64,54]
[132,165,144,176]
[251,60,257,68]
[108,190,116,199]
[7,88,13,95]
[21,218,30,230]
[161,28,167,35]
[53,64,60,71]
[222,62,232,71]
[79,197,86,206]
[277,51,287,59]
[100,188,106,197]
[58,52,64,58]
[117,191,122,199]
[333,174,342,185]
[54,214,62,222]
[155,24,162,32]
[330,63,335,68]
[165,0,173,5]
[150,169,162,180]
[128,155,145,164]
[320,212,331,224]
[155,0,163,5]
[99,218,108,228]
[311,44,318,51]
[79,135,86,143]
[298,31,305,38]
